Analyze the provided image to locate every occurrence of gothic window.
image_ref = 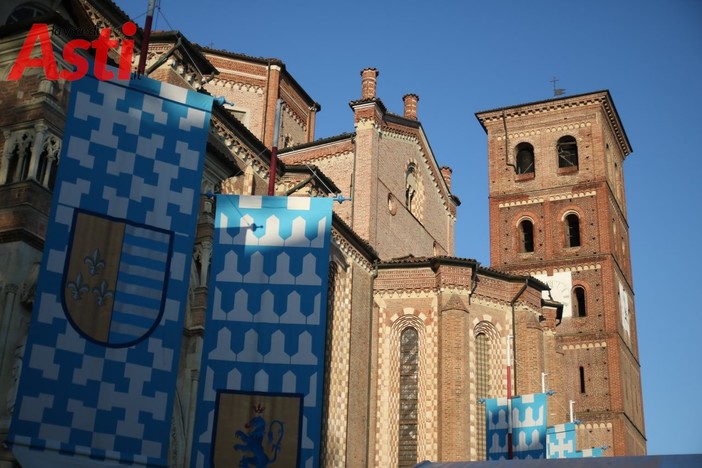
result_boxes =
[475,332,490,460]
[3,130,33,185]
[515,143,535,175]
[399,327,418,467]
[36,136,60,189]
[519,219,534,253]
[557,135,579,168]
[6,145,30,183]
[573,286,587,317]
[5,148,20,184]
[6,3,48,25]
[405,163,419,218]
[565,213,581,247]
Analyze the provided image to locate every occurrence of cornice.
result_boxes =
[476,90,631,157]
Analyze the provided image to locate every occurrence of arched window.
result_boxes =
[573,286,587,317]
[515,143,535,175]
[557,135,579,168]
[519,219,534,253]
[5,3,48,25]
[475,332,490,460]
[405,163,420,218]
[399,327,419,467]
[565,213,581,247]
[3,130,33,185]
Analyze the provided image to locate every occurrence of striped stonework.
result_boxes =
[321,260,353,467]
[374,304,439,467]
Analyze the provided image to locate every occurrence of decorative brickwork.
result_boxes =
[477,91,646,456]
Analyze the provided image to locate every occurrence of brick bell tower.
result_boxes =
[476,91,646,456]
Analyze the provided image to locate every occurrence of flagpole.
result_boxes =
[267,98,283,196]
[506,334,513,460]
[137,0,156,75]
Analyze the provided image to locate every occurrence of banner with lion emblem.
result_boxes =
[8,70,212,467]
[190,195,333,468]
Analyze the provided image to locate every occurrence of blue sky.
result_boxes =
[115,0,702,456]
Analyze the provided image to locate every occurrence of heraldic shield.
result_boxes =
[212,391,302,468]
[62,210,172,347]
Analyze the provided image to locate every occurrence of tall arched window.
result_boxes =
[399,327,419,467]
[519,219,534,253]
[515,143,535,175]
[475,332,490,459]
[573,286,587,317]
[565,213,581,247]
[405,163,419,217]
[557,135,579,168]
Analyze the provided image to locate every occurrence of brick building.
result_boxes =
[0,1,644,467]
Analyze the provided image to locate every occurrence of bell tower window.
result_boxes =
[557,135,579,168]
[573,286,587,317]
[515,143,535,175]
[519,219,534,253]
[565,213,581,247]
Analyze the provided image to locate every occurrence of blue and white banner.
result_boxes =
[190,195,333,468]
[511,392,547,459]
[485,397,509,460]
[546,422,577,459]
[8,71,212,467]
[486,393,548,460]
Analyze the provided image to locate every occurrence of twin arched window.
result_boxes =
[515,212,581,253]
[514,136,579,176]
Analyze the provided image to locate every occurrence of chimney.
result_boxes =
[403,93,419,120]
[361,68,379,100]
[440,166,452,190]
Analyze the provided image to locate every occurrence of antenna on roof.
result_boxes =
[550,76,566,97]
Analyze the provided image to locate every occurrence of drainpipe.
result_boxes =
[468,265,479,305]
[502,110,517,173]
[262,63,272,146]
[350,135,357,228]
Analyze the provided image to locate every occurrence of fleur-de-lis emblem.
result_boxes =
[92,280,114,306]
[67,273,90,300]
[84,248,106,276]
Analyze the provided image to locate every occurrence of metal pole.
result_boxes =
[267,99,282,196]
[569,400,575,423]
[542,372,547,393]
[137,0,156,75]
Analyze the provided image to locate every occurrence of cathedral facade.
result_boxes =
[0,1,644,467]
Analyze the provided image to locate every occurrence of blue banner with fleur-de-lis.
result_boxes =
[190,195,333,468]
[8,70,212,467]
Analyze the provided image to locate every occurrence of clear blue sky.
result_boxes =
[115,0,702,456]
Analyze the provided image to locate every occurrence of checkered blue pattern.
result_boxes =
[485,397,509,460]
[190,195,333,468]
[8,72,211,467]
[486,393,548,460]
[546,422,577,459]
[512,393,547,459]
